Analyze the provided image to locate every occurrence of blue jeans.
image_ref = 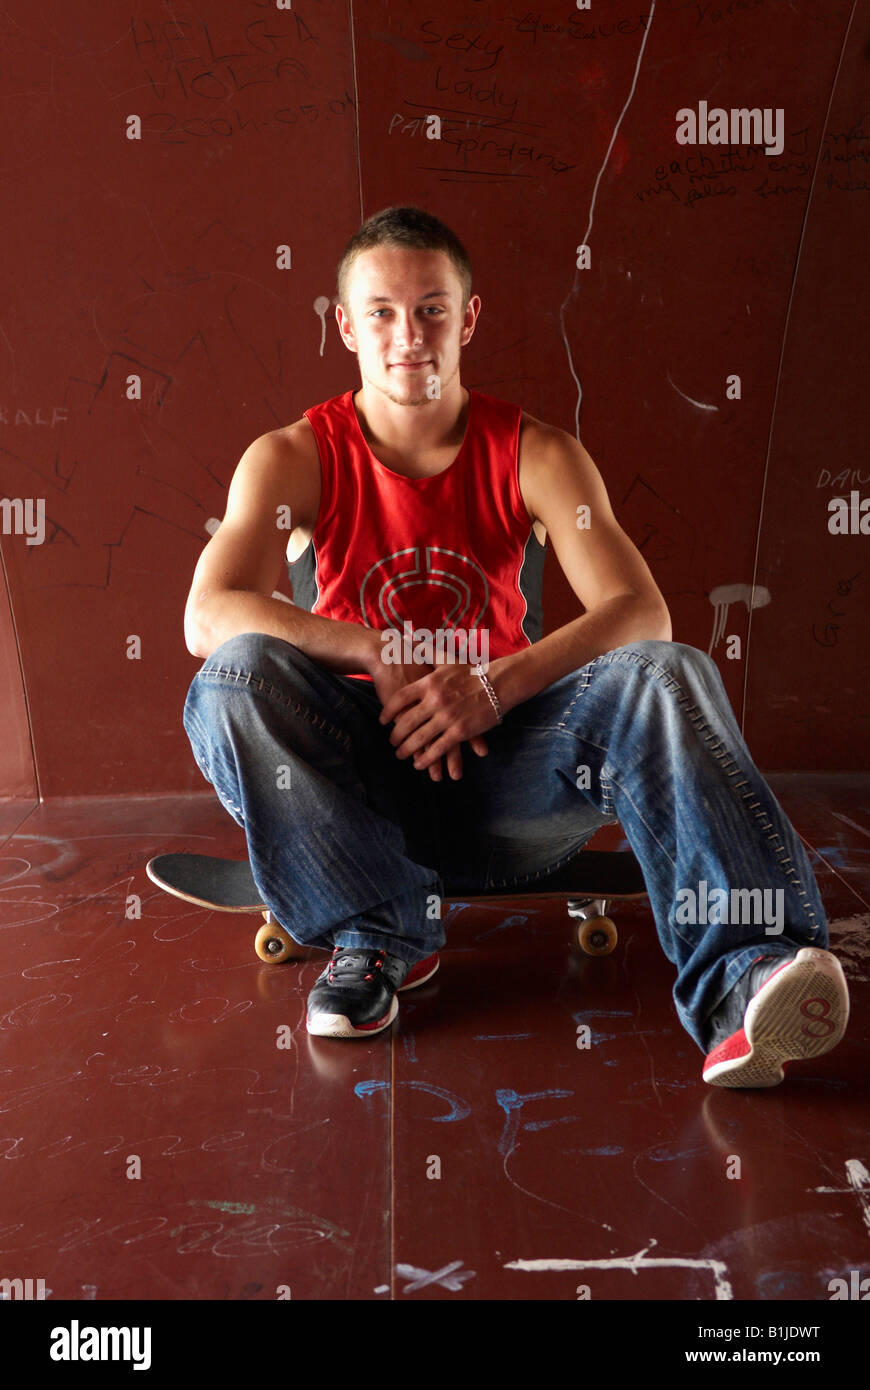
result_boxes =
[182,635,827,1050]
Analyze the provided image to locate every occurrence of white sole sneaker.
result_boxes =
[305,953,439,1039]
[702,947,850,1088]
[306,996,399,1039]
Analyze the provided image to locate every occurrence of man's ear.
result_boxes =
[335,304,357,353]
[460,294,481,347]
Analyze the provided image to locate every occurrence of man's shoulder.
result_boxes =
[257,413,320,462]
[261,389,351,445]
[232,417,321,530]
[468,391,568,449]
[517,409,574,460]
[234,418,322,516]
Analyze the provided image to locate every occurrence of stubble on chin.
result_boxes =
[361,361,459,409]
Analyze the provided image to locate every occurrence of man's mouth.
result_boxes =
[390,360,430,369]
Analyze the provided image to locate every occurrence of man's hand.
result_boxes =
[372,659,495,781]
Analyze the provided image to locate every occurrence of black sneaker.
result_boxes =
[702,947,849,1088]
[306,947,439,1039]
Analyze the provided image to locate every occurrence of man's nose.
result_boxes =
[394,313,423,346]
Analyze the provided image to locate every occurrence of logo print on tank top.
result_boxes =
[359,547,490,630]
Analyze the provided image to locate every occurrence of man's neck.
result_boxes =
[353,379,469,463]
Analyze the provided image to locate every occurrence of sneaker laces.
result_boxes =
[327,947,386,985]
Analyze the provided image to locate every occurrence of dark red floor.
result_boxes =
[0,778,867,1301]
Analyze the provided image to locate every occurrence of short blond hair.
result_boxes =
[336,206,473,310]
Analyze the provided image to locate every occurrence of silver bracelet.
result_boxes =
[473,663,503,724]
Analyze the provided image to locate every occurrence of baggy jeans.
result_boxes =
[182,634,827,1050]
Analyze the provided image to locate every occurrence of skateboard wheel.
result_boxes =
[255,920,299,963]
[576,915,618,956]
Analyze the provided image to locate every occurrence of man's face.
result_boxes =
[337,246,479,407]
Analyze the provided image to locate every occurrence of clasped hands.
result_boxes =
[373,656,501,782]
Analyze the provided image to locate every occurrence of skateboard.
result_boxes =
[145,848,648,963]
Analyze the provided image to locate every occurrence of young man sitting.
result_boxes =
[181,206,849,1087]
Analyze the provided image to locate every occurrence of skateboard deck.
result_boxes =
[147,853,262,910]
[146,848,648,960]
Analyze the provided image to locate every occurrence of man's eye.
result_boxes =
[370,306,444,317]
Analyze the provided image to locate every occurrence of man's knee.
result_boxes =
[184,632,303,736]
[598,640,721,697]
[198,630,300,675]
[629,639,715,676]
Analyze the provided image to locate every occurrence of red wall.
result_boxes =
[0,0,866,796]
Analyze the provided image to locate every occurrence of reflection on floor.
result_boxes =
[0,776,867,1301]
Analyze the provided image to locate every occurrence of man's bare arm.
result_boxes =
[489,415,671,712]
[184,423,382,674]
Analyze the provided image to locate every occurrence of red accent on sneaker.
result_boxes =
[354,1010,393,1032]
[704,1025,751,1068]
[397,953,440,991]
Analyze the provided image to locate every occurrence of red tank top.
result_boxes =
[291,388,545,679]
